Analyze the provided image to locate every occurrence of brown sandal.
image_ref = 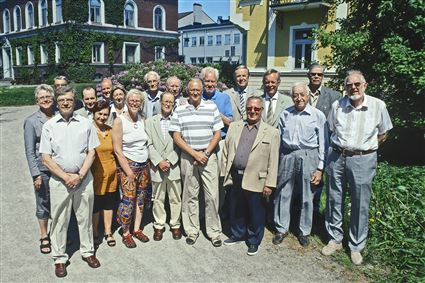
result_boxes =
[133,230,150,243]
[122,233,136,248]
[40,236,51,254]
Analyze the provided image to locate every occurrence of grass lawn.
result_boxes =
[0,83,95,106]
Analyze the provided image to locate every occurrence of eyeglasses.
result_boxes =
[128,100,142,105]
[309,73,324,77]
[57,98,74,104]
[246,106,262,112]
[345,82,363,88]
[38,96,53,101]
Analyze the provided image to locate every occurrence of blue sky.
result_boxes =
[178,0,231,22]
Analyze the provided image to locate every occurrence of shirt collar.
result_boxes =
[308,85,322,96]
[265,92,278,100]
[55,112,80,123]
[202,90,217,100]
[288,104,313,115]
[147,91,161,101]
[341,94,369,110]
[244,120,261,129]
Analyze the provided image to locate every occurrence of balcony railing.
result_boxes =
[270,0,331,11]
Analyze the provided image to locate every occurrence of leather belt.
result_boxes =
[332,146,376,157]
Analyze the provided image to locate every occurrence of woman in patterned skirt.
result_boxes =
[91,100,119,247]
[112,89,152,248]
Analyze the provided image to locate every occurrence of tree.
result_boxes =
[316,0,425,164]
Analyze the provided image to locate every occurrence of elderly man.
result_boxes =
[40,86,100,277]
[261,69,292,128]
[322,70,393,265]
[146,92,182,241]
[307,63,342,214]
[201,66,233,138]
[170,79,223,247]
[53,75,83,110]
[75,87,96,119]
[273,83,326,247]
[225,65,260,121]
[142,71,162,118]
[100,78,113,101]
[221,96,279,256]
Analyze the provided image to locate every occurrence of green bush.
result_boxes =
[365,163,425,281]
[66,65,96,83]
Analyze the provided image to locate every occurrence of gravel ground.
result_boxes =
[0,105,355,282]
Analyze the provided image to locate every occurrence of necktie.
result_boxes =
[239,91,246,117]
[267,98,274,125]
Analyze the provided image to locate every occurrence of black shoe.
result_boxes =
[247,245,258,256]
[272,232,288,245]
[223,237,243,246]
[298,235,310,247]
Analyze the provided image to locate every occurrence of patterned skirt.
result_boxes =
[116,159,152,232]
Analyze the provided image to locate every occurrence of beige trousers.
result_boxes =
[152,178,182,229]
[180,151,221,239]
[49,172,95,263]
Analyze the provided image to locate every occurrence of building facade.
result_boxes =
[0,0,178,81]
[178,3,246,65]
[230,0,348,88]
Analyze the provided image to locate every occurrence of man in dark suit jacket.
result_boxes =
[307,63,341,213]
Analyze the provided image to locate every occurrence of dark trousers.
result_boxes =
[229,172,266,246]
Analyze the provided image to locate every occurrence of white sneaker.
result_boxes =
[321,241,343,256]
[351,251,363,265]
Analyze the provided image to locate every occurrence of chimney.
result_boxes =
[193,3,202,25]
[217,16,222,24]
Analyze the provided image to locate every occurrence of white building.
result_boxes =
[178,3,246,65]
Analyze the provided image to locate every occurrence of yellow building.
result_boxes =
[230,0,348,88]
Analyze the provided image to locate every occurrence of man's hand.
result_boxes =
[310,170,323,186]
[33,176,42,190]
[158,160,171,172]
[263,186,272,197]
[65,173,81,189]
[193,151,208,166]
[124,172,136,186]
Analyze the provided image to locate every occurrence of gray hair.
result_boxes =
[308,63,325,73]
[144,71,160,82]
[200,67,219,81]
[262,68,280,83]
[246,96,263,107]
[34,84,54,99]
[291,82,309,96]
[234,65,250,77]
[160,91,175,101]
[345,70,366,84]
[54,75,69,84]
[55,85,75,98]
[187,78,203,88]
[111,85,127,99]
[165,76,181,87]
[82,87,95,98]
[126,89,145,105]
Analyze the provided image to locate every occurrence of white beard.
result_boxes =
[349,94,362,101]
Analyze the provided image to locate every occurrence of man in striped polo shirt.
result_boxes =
[170,78,224,247]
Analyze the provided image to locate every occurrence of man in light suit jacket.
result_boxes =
[145,92,182,241]
[224,65,260,122]
[142,71,162,118]
[221,96,280,256]
[307,63,342,213]
[75,87,96,119]
[260,69,293,128]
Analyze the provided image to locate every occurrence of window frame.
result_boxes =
[39,0,48,27]
[40,44,48,64]
[52,0,63,24]
[154,46,165,61]
[13,6,22,32]
[92,42,105,63]
[27,45,34,65]
[124,0,138,28]
[153,5,166,31]
[89,0,104,24]
[216,35,222,46]
[25,2,34,29]
[224,34,231,45]
[3,9,11,33]
[122,42,140,64]
[288,24,318,70]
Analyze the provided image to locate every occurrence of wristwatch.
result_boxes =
[204,150,211,157]
[78,172,84,180]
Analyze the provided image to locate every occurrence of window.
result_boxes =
[207,35,213,46]
[155,46,165,61]
[190,57,196,64]
[216,35,222,45]
[199,36,204,46]
[206,57,213,63]
[39,0,48,27]
[234,33,240,44]
[40,45,48,64]
[25,3,34,29]
[53,0,63,23]
[198,57,204,64]
[3,9,10,33]
[231,46,235,56]
[183,38,189,47]
[92,42,104,63]
[225,34,231,45]
[90,0,102,23]
[123,42,140,64]
[27,45,34,65]
[14,6,22,31]
[225,50,230,57]
[124,1,137,27]
[153,6,165,30]
[191,37,196,47]
[55,42,61,63]
[293,28,314,69]
[16,47,23,65]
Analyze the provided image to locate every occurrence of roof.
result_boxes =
[178,12,192,19]
[179,20,245,31]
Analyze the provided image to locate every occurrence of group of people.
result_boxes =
[24,64,392,278]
